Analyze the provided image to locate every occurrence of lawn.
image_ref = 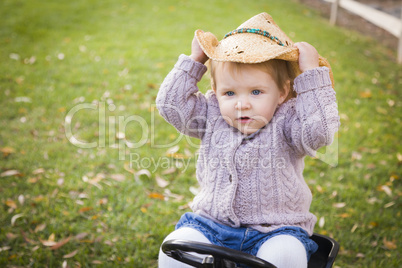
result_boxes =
[0,0,400,267]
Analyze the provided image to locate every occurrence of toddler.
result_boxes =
[156,12,339,268]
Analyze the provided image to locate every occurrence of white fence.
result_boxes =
[325,0,402,63]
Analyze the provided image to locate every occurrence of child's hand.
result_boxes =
[190,31,208,64]
[294,42,319,73]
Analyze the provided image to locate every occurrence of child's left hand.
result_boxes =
[294,42,319,73]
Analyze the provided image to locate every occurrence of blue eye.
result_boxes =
[252,90,261,95]
[225,91,235,96]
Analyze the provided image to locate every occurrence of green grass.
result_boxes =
[0,0,400,267]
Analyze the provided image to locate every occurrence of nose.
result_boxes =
[235,99,251,110]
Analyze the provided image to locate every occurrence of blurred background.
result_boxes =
[0,0,400,267]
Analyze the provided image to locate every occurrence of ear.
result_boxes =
[278,80,290,105]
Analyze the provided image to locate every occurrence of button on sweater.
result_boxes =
[156,55,340,236]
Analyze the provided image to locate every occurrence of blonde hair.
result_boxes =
[208,59,296,101]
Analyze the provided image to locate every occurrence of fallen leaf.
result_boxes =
[64,249,79,258]
[384,202,395,208]
[148,192,165,200]
[34,223,46,233]
[0,147,15,157]
[378,185,392,196]
[75,232,88,240]
[383,237,397,250]
[136,169,151,178]
[40,239,57,247]
[156,176,169,188]
[0,246,11,252]
[5,199,17,209]
[166,145,180,155]
[333,202,346,208]
[161,167,176,175]
[97,198,108,205]
[18,194,24,205]
[32,168,45,175]
[359,91,372,98]
[79,207,93,213]
[21,230,36,244]
[124,162,136,174]
[6,233,18,240]
[11,213,24,226]
[189,186,200,196]
[110,174,125,182]
[1,170,21,177]
[50,236,71,250]
[318,217,325,228]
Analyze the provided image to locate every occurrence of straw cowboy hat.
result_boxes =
[195,12,334,86]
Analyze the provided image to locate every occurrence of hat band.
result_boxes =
[224,28,285,46]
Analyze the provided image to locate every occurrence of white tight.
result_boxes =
[159,227,308,268]
[256,234,307,268]
[158,227,212,268]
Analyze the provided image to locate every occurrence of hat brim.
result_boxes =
[195,29,334,87]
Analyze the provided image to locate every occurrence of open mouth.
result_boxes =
[238,116,252,123]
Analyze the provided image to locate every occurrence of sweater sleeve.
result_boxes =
[156,55,208,139]
[283,67,340,157]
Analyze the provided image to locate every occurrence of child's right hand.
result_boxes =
[190,31,209,64]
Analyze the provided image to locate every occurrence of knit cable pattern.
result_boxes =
[156,55,340,236]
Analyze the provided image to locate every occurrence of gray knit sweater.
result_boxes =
[156,55,340,235]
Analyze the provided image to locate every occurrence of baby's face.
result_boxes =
[214,64,287,135]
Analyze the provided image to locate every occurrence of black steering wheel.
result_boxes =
[162,239,276,268]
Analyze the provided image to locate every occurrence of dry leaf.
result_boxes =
[359,91,372,98]
[123,162,136,174]
[166,145,180,155]
[18,194,24,205]
[6,233,18,240]
[189,186,200,196]
[333,202,346,208]
[110,174,125,182]
[136,169,151,178]
[1,170,21,177]
[318,217,325,228]
[378,185,392,196]
[11,213,24,226]
[79,207,93,213]
[161,167,176,175]
[156,176,169,188]
[21,230,36,244]
[34,223,46,233]
[148,192,165,200]
[50,236,71,250]
[384,202,395,208]
[0,147,15,157]
[5,199,17,209]
[40,239,57,247]
[97,198,108,205]
[383,237,397,250]
[32,168,45,175]
[64,249,79,258]
[75,232,89,240]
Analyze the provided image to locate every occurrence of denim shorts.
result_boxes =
[176,212,318,260]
